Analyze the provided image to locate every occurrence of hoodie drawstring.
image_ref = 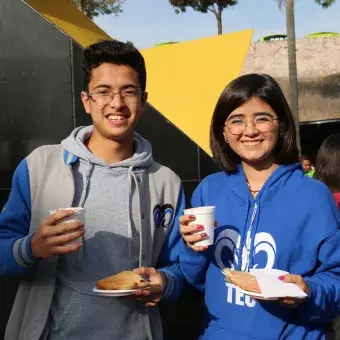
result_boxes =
[77,161,93,270]
[128,166,144,268]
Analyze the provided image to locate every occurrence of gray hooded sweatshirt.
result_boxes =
[4,126,185,340]
[47,126,154,340]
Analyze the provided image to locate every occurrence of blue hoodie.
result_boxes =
[180,163,340,340]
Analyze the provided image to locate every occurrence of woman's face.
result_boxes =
[223,97,280,167]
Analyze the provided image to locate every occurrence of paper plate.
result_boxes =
[237,287,278,300]
[92,287,146,297]
[221,270,279,300]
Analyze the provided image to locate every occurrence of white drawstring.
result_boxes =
[130,170,143,267]
[77,160,93,270]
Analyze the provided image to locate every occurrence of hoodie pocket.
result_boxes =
[50,290,79,333]
[202,324,278,340]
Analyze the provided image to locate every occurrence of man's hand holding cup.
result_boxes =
[31,208,85,259]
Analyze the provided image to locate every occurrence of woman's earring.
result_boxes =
[224,138,229,144]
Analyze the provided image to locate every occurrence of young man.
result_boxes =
[0,40,185,340]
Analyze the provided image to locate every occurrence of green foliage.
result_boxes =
[314,0,336,8]
[72,0,125,19]
[169,0,238,13]
[278,0,336,9]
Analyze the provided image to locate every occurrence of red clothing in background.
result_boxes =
[333,192,340,209]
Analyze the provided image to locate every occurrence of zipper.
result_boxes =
[241,203,258,271]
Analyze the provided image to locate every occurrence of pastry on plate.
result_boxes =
[223,269,261,294]
[96,271,153,290]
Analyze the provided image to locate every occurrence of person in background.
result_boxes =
[300,154,315,178]
[315,133,340,209]
[179,73,340,339]
[0,40,185,340]
[314,133,340,340]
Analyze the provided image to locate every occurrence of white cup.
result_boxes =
[183,206,216,246]
[49,207,85,246]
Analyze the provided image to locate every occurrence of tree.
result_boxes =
[169,0,238,35]
[72,0,125,19]
[314,0,336,7]
[278,0,335,151]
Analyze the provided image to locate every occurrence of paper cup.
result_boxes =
[49,207,85,246]
[183,206,215,246]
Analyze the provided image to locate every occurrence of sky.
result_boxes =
[94,0,340,49]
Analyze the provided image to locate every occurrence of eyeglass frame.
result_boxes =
[224,115,279,135]
[85,87,143,106]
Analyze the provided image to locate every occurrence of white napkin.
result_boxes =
[250,269,308,299]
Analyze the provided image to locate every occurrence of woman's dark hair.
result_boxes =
[83,40,146,92]
[210,73,299,172]
[314,134,340,193]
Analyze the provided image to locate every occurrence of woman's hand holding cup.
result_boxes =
[179,206,216,252]
[179,215,208,251]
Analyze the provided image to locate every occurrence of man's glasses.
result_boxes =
[225,115,279,135]
[86,88,142,106]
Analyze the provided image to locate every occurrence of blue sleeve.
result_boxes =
[158,186,186,300]
[0,159,37,277]
[298,197,340,323]
[179,182,211,291]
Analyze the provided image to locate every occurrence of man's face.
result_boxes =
[302,160,311,172]
[81,63,147,142]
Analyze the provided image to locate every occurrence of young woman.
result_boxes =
[315,133,340,208]
[179,74,340,339]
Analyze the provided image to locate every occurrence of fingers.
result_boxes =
[179,214,209,252]
[277,297,302,308]
[47,229,85,246]
[133,289,153,297]
[278,274,301,284]
[184,232,208,244]
[189,245,208,252]
[50,242,83,255]
[133,267,156,276]
[133,289,161,307]
[45,209,75,225]
[41,221,85,238]
[279,274,310,296]
[179,214,195,225]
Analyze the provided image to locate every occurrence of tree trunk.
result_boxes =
[216,8,222,35]
[285,0,301,151]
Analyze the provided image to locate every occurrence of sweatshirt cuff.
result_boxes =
[158,269,175,300]
[180,238,206,257]
[13,233,39,267]
[301,280,323,322]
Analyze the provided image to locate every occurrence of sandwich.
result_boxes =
[223,269,261,294]
[96,270,155,290]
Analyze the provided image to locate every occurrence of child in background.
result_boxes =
[300,154,315,178]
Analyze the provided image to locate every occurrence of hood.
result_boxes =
[229,162,302,204]
[61,125,153,168]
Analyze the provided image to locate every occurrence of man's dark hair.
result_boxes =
[299,155,312,162]
[210,73,299,173]
[83,40,146,92]
[314,134,340,193]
